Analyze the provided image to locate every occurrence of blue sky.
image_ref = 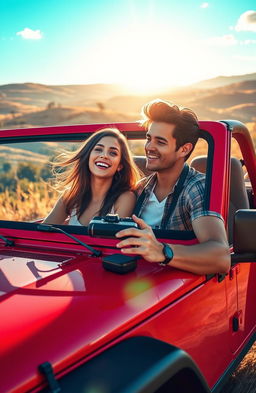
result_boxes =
[1,0,256,92]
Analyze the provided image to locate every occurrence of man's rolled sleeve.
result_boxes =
[188,180,224,223]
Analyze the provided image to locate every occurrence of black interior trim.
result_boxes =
[198,129,214,211]
[0,131,147,144]
[0,220,196,241]
[219,120,233,133]
[0,133,98,143]
[231,252,256,264]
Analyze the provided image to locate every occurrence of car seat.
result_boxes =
[190,156,249,244]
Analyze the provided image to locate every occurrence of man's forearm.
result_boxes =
[168,240,231,275]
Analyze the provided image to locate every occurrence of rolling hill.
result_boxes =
[191,73,256,89]
[0,72,255,129]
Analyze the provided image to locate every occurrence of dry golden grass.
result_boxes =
[220,343,256,393]
[0,181,58,221]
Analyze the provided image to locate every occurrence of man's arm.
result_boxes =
[116,214,230,275]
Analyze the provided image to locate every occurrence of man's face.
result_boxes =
[145,122,180,172]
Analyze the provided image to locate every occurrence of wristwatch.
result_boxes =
[159,243,174,266]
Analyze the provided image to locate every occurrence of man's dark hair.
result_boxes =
[141,99,200,160]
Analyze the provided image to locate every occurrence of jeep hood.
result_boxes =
[0,248,203,393]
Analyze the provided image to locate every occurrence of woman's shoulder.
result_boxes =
[114,190,136,217]
[116,190,136,202]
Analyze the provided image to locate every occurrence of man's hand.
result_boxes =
[115,214,164,263]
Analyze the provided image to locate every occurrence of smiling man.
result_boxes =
[116,99,230,275]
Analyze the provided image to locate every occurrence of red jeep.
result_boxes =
[0,120,255,393]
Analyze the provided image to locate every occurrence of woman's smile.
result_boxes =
[95,161,111,169]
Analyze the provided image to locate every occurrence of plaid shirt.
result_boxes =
[135,166,223,231]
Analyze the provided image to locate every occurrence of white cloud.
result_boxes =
[16,28,43,40]
[206,34,238,46]
[200,2,209,8]
[235,10,256,32]
[204,34,256,46]
[242,39,256,44]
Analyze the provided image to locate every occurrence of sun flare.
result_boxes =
[84,21,207,94]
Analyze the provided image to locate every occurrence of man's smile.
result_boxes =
[146,153,160,160]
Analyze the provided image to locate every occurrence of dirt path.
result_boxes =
[220,343,256,393]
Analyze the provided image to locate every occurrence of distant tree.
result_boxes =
[2,162,11,173]
[0,174,17,192]
[96,102,105,111]
[40,163,52,181]
[16,163,37,182]
[47,101,56,110]
[10,110,16,119]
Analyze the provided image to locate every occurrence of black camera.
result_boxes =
[88,214,138,238]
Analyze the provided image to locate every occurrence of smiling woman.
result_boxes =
[43,128,141,226]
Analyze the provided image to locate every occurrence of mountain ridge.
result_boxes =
[189,72,256,89]
[0,72,255,128]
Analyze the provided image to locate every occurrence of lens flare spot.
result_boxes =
[123,278,156,309]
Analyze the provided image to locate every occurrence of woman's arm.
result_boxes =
[43,196,68,224]
[114,191,136,217]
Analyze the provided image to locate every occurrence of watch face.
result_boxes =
[161,243,173,265]
[164,244,173,259]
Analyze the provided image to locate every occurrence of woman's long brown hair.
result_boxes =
[53,128,141,218]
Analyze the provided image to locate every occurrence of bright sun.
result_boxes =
[84,21,207,94]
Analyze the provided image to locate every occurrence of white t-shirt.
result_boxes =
[140,190,166,228]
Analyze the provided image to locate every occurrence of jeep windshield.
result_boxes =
[0,123,213,246]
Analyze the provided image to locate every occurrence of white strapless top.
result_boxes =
[69,206,115,226]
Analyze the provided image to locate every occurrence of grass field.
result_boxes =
[0,182,58,221]
[221,343,256,393]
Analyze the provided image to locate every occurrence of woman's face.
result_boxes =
[89,136,122,179]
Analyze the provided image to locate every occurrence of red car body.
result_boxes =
[0,120,255,393]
